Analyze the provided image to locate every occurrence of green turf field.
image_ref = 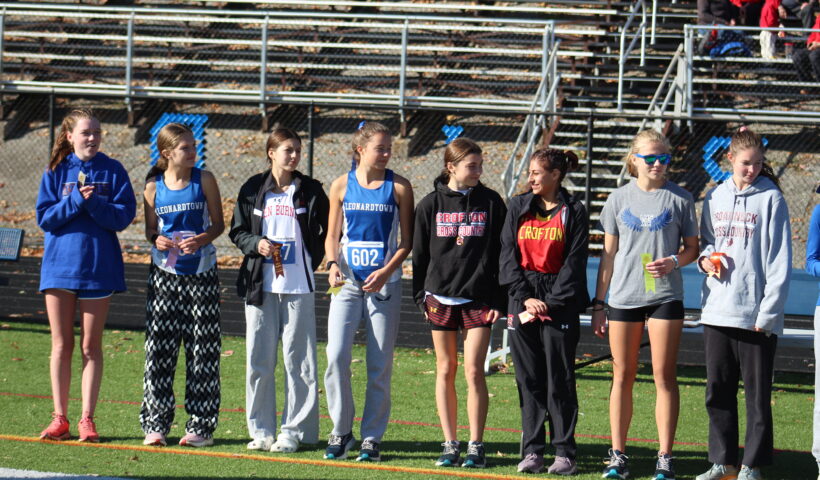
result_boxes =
[0,320,815,479]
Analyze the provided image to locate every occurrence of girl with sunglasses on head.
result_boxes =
[694,128,791,480]
[591,129,699,480]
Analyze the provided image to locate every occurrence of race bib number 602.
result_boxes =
[346,241,384,269]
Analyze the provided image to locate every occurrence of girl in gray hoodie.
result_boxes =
[695,128,792,480]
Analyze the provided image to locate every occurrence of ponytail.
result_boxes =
[48,108,96,170]
[730,127,780,191]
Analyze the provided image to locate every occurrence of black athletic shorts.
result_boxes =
[607,300,684,322]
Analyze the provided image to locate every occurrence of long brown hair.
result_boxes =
[729,127,780,190]
[530,148,579,183]
[623,129,672,178]
[438,137,482,183]
[351,121,391,166]
[266,126,301,166]
[48,108,98,170]
[145,123,194,180]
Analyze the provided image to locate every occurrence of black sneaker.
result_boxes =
[653,452,675,480]
[602,449,629,479]
[356,438,380,462]
[461,441,486,468]
[324,432,355,460]
[435,440,460,467]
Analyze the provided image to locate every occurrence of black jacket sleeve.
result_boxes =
[412,196,433,309]
[308,181,330,272]
[544,200,590,312]
[489,194,509,313]
[498,196,536,303]
[228,175,265,257]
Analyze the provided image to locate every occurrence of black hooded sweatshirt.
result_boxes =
[412,178,507,313]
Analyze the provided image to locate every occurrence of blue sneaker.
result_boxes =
[461,441,486,468]
[435,440,460,467]
[356,438,381,462]
[324,433,355,460]
[654,452,675,480]
[602,449,629,479]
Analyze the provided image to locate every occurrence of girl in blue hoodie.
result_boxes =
[36,108,137,442]
[808,185,820,480]
[696,128,792,480]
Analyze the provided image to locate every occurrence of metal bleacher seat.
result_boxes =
[0,227,24,262]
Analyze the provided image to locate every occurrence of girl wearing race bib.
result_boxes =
[37,108,136,442]
[229,127,329,453]
[323,121,414,462]
[694,128,791,480]
[141,123,224,448]
[591,129,699,480]
[412,138,507,469]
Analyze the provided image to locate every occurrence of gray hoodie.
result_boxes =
[698,176,792,335]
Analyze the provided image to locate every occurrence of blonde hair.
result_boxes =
[439,137,482,182]
[49,108,97,170]
[351,121,391,165]
[146,123,194,180]
[623,129,672,178]
[729,127,780,190]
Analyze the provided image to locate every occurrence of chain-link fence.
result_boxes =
[1,95,817,268]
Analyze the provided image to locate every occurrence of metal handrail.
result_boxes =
[616,43,684,186]
[617,0,647,111]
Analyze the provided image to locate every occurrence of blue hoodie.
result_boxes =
[36,152,137,292]
[807,203,820,306]
[698,175,792,335]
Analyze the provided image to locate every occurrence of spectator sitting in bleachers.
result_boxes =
[731,0,765,26]
[698,0,740,54]
[780,0,816,29]
[760,0,786,59]
[791,12,820,91]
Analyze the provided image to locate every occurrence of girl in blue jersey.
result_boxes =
[37,108,136,442]
[140,123,224,448]
[323,121,414,462]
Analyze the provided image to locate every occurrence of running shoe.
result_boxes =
[78,417,99,443]
[39,413,70,441]
[356,439,381,462]
[602,448,629,479]
[179,432,214,447]
[435,440,460,467]
[461,441,485,468]
[695,463,738,480]
[653,452,675,480]
[144,432,167,447]
[548,456,578,475]
[738,466,763,480]
[324,432,355,460]
[517,453,545,474]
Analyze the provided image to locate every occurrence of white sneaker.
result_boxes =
[247,437,273,451]
[696,463,738,480]
[271,433,299,453]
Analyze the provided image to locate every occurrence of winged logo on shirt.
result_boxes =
[620,207,673,232]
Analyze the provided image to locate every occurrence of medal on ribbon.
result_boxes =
[77,171,87,186]
[641,253,656,294]
[165,231,184,268]
[271,243,284,278]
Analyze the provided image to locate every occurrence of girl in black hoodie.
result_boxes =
[499,149,589,476]
[412,138,507,469]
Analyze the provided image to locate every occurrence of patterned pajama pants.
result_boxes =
[140,265,221,438]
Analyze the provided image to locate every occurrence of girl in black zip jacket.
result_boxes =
[499,149,589,475]
[412,138,506,469]
[228,127,329,453]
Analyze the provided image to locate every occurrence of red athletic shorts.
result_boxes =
[424,295,492,331]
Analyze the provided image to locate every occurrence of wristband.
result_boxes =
[592,298,607,307]
[325,260,338,270]
[671,254,680,270]
[150,233,159,245]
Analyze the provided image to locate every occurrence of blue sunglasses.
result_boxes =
[634,153,672,165]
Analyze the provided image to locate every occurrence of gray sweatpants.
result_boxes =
[814,306,820,469]
[324,281,401,443]
[245,292,319,444]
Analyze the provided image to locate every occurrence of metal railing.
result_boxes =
[501,37,561,198]
[0,4,604,117]
[617,0,647,111]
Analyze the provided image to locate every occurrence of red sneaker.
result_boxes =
[78,417,99,443]
[40,413,70,441]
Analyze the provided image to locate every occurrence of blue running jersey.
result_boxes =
[151,168,216,275]
[340,169,400,283]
